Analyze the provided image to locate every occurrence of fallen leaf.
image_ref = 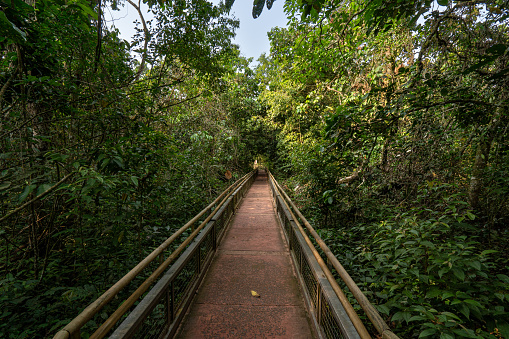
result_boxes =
[251,290,260,298]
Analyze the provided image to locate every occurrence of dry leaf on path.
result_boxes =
[251,290,260,298]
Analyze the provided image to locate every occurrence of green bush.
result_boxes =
[347,192,509,338]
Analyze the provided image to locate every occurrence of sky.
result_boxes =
[104,0,289,64]
[228,0,288,62]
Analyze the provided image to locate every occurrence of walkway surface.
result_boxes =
[177,171,315,338]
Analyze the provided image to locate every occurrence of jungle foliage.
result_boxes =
[1,0,509,338]
[255,0,509,337]
[0,0,266,337]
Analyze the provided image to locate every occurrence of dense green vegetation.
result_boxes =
[0,0,264,336]
[257,0,509,337]
[1,0,508,338]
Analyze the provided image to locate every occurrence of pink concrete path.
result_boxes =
[177,171,315,338]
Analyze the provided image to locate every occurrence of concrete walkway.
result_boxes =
[177,171,315,338]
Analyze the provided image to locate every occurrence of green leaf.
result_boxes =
[497,274,509,284]
[0,11,27,42]
[442,291,455,300]
[452,328,480,338]
[437,0,448,5]
[36,184,53,197]
[225,0,235,10]
[440,333,454,339]
[130,176,139,187]
[112,157,124,169]
[252,0,265,19]
[438,267,449,278]
[467,260,481,270]
[458,303,470,319]
[419,329,437,337]
[391,311,404,322]
[441,311,461,320]
[18,184,37,203]
[420,240,435,248]
[464,299,482,307]
[451,268,465,281]
[118,230,124,243]
[409,315,427,322]
[375,304,390,315]
[392,311,412,323]
[426,288,441,298]
[76,2,98,20]
[0,181,11,191]
[495,293,505,301]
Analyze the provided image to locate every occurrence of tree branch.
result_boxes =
[0,171,76,224]
[94,0,103,73]
[127,0,150,82]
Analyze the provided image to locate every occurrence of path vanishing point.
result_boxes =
[177,170,316,338]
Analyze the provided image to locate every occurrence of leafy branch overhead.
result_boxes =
[252,0,277,18]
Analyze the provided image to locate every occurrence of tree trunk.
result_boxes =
[468,137,491,209]
[468,107,503,209]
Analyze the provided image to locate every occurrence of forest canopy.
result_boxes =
[1,0,508,337]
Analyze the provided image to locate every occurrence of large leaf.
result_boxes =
[0,181,11,191]
[252,0,265,18]
[36,184,53,197]
[0,11,27,42]
[18,184,37,203]
[76,3,98,20]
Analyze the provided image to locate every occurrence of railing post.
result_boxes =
[165,287,170,324]
[288,218,293,251]
[197,244,201,274]
[170,281,175,322]
[317,286,322,326]
[212,222,217,250]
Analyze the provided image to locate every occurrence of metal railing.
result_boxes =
[268,171,399,339]
[54,170,257,339]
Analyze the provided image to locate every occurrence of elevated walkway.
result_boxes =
[54,169,398,339]
[177,170,315,338]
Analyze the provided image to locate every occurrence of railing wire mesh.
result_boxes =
[106,171,257,339]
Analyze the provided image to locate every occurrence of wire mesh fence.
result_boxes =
[320,290,346,339]
[269,173,360,339]
[107,171,257,339]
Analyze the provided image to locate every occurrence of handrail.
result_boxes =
[268,171,399,339]
[110,169,257,338]
[270,173,371,338]
[54,170,256,339]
